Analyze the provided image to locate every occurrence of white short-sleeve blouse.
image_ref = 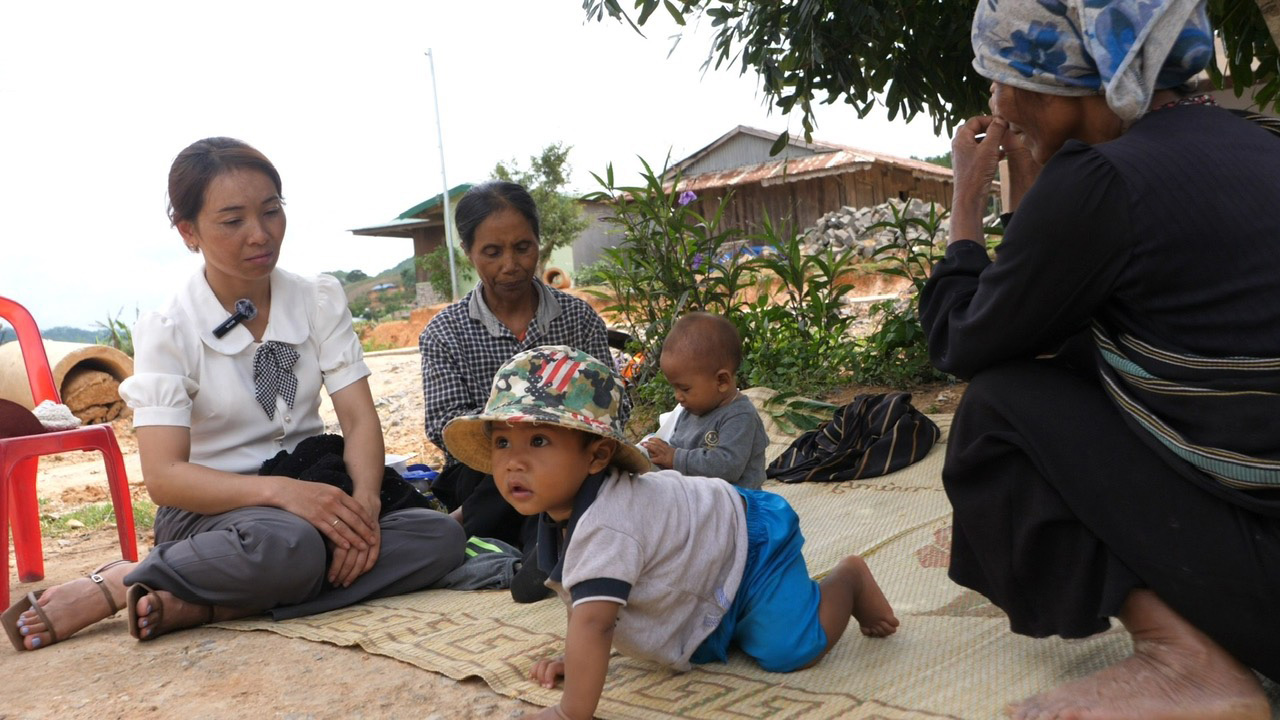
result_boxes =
[119,267,370,474]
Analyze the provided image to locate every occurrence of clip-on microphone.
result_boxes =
[212,298,258,338]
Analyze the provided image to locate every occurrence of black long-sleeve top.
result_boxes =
[920,105,1280,507]
[921,105,1280,381]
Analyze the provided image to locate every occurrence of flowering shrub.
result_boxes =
[584,159,863,419]
[583,159,749,396]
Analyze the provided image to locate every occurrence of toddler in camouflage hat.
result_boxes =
[444,345,898,720]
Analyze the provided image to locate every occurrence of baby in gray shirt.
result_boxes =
[641,312,769,488]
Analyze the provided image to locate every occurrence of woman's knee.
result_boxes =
[382,508,466,550]
[240,510,327,591]
[957,361,1035,416]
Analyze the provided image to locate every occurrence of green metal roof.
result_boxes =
[396,183,475,220]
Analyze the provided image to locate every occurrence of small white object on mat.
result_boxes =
[33,400,81,430]
[637,405,684,459]
[384,453,416,474]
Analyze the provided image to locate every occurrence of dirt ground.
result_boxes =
[2,352,962,719]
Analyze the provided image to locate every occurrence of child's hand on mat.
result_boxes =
[640,438,674,468]
[529,655,565,688]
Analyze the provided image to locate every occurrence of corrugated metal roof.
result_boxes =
[395,183,475,219]
[675,148,951,192]
[349,218,436,237]
[668,126,953,191]
[348,183,475,238]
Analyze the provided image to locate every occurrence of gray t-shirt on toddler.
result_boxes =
[669,393,768,489]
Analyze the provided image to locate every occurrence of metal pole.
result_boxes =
[426,49,460,301]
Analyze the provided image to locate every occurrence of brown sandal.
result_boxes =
[1,559,129,651]
[127,583,215,641]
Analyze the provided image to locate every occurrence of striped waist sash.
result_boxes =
[1093,322,1280,490]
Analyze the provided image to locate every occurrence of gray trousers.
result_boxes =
[123,505,466,620]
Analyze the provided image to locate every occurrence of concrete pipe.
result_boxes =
[0,341,134,425]
[543,266,571,290]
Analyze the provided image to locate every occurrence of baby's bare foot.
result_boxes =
[1008,590,1268,720]
[15,562,131,650]
[841,555,899,638]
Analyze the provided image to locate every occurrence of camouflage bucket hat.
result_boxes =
[443,345,651,474]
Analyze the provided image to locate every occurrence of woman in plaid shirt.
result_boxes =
[419,181,626,600]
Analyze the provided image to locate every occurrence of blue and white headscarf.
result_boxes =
[972,0,1214,122]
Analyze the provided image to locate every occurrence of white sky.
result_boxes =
[0,1,951,330]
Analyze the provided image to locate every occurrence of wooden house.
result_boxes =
[661,126,956,239]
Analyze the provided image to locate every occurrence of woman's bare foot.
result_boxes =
[14,561,134,650]
[1008,589,1270,720]
[131,588,257,641]
[132,588,214,641]
[842,555,900,638]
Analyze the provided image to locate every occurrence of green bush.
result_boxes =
[856,203,950,386]
[416,244,474,300]
[95,307,137,357]
[585,159,865,423]
[362,337,396,353]
[584,159,751,405]
[573,261,611,287]
[586,156,971,436]
[742,215,862,396]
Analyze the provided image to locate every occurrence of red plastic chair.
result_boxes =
[0,296,138,608]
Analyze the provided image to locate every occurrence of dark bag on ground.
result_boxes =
[766,392,940,483]
[258,434,445,515]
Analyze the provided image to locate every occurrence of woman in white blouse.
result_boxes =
[3,138,464,651]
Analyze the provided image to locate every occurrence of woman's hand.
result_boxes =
[530,655,566,689]
[1000,127,1043,212]
[949,115,1010,243]
[325,377,386,585]
[269,476,377,551]
[329,490,383,586]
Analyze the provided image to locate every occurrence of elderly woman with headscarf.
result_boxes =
[920,1,1279,717]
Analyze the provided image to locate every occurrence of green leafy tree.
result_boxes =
[417,244,476,299]
[345,269,369,283]
[585,0,1280,136]
[493,142,591,267]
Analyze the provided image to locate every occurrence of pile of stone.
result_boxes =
[801,198,953,259]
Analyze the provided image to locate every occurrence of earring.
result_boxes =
[186,244,200,253]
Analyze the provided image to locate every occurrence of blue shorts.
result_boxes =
[690,487,827,672]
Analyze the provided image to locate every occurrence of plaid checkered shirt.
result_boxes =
[420,280,628,466]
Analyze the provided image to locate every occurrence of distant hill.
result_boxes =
[325,258,415,299]
[0,325,102,345]
[326,257,418,322]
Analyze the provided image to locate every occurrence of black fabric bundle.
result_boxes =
[258,434,445,515]
[766,392,940,483]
